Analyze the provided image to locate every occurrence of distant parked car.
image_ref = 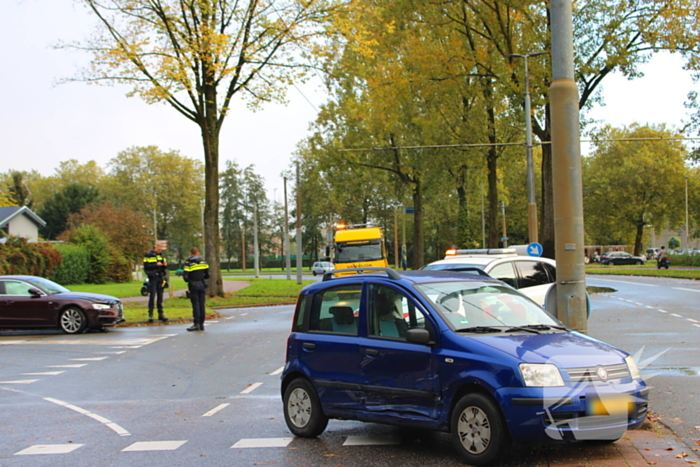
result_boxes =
[600,251,646,266]
[311,262,334,276]
[0,275,124,334]
[645,248,659,259]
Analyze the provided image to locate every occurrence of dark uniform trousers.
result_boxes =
[147,274,165,314]
[188,281,207,328]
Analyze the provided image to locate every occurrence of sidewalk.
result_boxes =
[120,279,250,303]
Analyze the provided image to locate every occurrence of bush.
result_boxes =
[49,244,90,285]
[0,237,61,276]
[62,224,111,284]
[106,244,132,283]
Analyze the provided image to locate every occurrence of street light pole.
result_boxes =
[509,52,546,244]
[685,175,689,249]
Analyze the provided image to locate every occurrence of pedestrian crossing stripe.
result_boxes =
[231,438,293,448]
[122,441,187,451]
[15,444,84,455]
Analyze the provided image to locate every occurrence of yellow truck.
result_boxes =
[332,225,389,276]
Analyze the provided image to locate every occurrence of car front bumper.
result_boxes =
[495,381,649,443]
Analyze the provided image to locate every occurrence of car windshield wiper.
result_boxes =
[505,324,567,333]
[454,326,504,334]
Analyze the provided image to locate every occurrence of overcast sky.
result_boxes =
[1,1,696,201]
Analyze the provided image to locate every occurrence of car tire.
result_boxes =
[451,393,510,466]
[59,307,88,334]
[140,287,149,296]
[283,377,328,438]
[312,271,317,276]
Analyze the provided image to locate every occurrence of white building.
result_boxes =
[0,206,46,243]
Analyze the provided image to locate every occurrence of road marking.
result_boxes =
[15,444,84,455]
[0,380,39,384]
[71,357,108,361]
[241,313,249,316]
[208,320,219,323]
[270,366,284,376]
[689,319,700,323]
[122,441,186,451]
[645,305,654,309]
[225,316,236,320]
[97,351,126,354]
[671,313,683,318]
[592,278,658,287]
[0,340,27,345]
[22,371,64,376]
[694,324,700,329]
[343,435,401,446]
[0,335,176,347]
[44,397,130,436]
[658,310,668,313]
[673,287,700,293]
[635,302,643,306]
[240,382,263,394]
[231,438,293,448]
[47,364,87,368]
[202,403,230,417]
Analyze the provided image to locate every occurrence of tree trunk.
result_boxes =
[540,140,555,259]
[201,82,224,296]
[455,164,470,247]
[633,223,644,256]
[412,178,425,268]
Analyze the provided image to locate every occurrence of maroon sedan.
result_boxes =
[0,275,124,334]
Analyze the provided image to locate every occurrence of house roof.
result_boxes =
[0,206,47,228]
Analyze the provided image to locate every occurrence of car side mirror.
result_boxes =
[28,288,42,297]
[405,328,431,345]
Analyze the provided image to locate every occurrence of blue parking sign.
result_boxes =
[527,242,543,257]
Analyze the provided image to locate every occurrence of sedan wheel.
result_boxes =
[283,378,328,438]
[451,393,509,466]
[59,307,88,334]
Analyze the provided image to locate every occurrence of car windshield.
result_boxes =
[335,240,383,263]
[415,281,560,331]
[24,277,71,294]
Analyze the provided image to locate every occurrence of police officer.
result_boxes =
[183,247,210,331]
[143,243,169,323]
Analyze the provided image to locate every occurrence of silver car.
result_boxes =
[311,261,334,276]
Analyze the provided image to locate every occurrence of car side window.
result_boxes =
[368,284,427,340]
[309,285,360,335]
[515,261,552,288]
[1,281,32,296]
[292,296,307,332]
[488,263,518,289]
[542,262,556,281]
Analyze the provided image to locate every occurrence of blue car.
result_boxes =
[281,268,648,466]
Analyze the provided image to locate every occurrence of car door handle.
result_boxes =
[365,348,379,356]
[302,342,316,351]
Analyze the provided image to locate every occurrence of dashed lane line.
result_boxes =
[122,441,187,451]
[231,438,293,449]
[240,382,263,394]
[202,403,230,417]
[0,379,39,385]
[673,287,700,293]
[44,397,130,437]
[71,357,108,361]
[15,444,84,455]
[270,366,284,376]
[21,371,65,376]
[47,364,87,368]
[671,313,683,318]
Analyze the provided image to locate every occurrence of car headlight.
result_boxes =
[625,355,642,380]
[520,363,564,387]
[92,303,112,310]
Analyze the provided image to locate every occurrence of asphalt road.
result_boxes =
[0,274,698,466]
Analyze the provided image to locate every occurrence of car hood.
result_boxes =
[53,292,121,303]
[472,332,627,368]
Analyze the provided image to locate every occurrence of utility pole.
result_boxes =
[550,0,587,333]
[685,175,689,249]
[394,207,399,269]
[295,162,302,285]
[253,203,259,278]
[284,177,291,280]
[509,52,546,244]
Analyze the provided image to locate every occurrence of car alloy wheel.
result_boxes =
[283,378,328,438]
[60,307,88,334]
[451,393,509,466]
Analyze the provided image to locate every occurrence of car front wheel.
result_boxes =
[451,393,510,466]
[283,378,328,438]
[59,307,88,334]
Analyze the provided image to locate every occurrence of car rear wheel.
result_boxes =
[451,393,509,466]
[283,378,328,438]
[59,307,88,334]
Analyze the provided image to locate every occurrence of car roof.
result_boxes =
[303,268,502,294]
[426,254,556,268]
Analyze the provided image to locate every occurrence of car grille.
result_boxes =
[566,363,630,383]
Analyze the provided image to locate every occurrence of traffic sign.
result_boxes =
[527,242,543,257]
